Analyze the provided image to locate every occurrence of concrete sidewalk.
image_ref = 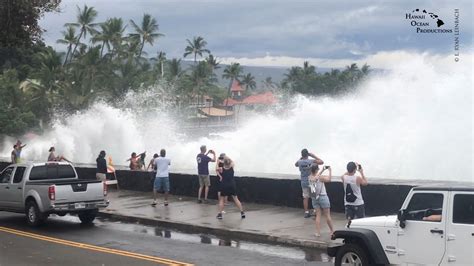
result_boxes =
[100,190,346,249]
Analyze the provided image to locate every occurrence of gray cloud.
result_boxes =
[40,0,473,64]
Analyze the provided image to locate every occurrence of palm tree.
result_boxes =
[302,61,316,77]
[240,73,256,91]
[205,54,220,70]
[56,26,77,65]
[93,17,126,58]
[153,51,166,77]
[66,5,99,62]
[183,36,210,64]
[130,14,164,58]
[222,63,243,116]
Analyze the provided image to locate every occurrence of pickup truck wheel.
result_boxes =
[78,210,97,224]
[335,243,369,266]
[25,201,46,227]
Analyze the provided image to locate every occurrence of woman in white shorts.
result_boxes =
[309,164,335,237]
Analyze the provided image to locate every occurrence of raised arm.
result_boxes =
[147,159,154,170]
[357,167,368,186]
[318,167,332,183]
[309,152,324,165]
[209,150,216,162]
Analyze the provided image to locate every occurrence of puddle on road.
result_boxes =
[88,216,331,262]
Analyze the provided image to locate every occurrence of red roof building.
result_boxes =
[222,91,278,107]
[230,80,245,99]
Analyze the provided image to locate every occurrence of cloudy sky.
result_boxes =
[40,0,473,68]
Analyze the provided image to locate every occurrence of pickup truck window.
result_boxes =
[13,167,26,183]
[30,165,76,180]
[0,167,13,183]
[453,194,474,225]
[406,193,443,222]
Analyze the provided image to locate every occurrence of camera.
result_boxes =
[218,162,224,167]
[358,164,362,170]
[324,166,330,170]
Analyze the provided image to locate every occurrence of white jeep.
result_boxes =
[328,186,474,265]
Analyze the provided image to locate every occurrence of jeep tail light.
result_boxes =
[103,181,107,197]
[48,185,56,200]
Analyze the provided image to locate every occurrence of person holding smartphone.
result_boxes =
[309,164,334,237]
[341,162,368,222]
[196,145,216,203]
[295,148,324,218]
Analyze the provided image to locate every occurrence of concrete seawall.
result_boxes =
[0,162,418,216]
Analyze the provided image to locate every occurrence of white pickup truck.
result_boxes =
[328,186,474,265]
[0,162,108,226]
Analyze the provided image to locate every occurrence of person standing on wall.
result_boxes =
[12,140,26,163]
[341,162,368,223]
[196,145,216,203]
[96,150,107,181]
[152,149,171,207]
[295,148,324,218]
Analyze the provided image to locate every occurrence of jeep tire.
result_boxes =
[335,243,370,266]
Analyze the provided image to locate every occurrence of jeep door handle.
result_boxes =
[430,229,444,234]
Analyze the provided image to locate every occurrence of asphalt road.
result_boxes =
[0,212,331,266]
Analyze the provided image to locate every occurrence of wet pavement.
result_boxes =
[0,212,333,265]
[101,190,347,249]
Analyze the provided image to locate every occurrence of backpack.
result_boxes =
[345,183,357,203]
[309,178,323,200]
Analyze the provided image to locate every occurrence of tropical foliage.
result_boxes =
[0,4,370,136]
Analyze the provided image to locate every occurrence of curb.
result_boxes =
[97,211,329,249]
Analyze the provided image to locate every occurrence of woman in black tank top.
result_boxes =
[216,157,245,220]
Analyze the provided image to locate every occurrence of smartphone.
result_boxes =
[358,164,362,170]
[218,162,224,167]
[324,166,330,170]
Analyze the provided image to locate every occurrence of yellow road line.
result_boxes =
[0,226,193,266]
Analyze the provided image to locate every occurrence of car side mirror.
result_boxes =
[398,209,407,228]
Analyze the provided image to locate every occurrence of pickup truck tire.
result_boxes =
[335,243,369,266]
[78,210,97,224]
[25,200,47,227]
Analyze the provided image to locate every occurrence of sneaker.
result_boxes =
[304,211,311,218]
[164,201,169,206]
[315,233,321,237]
[241,211,246,219]
[203,199,208,204]
[216,213,223,219]
[151,201,157,206]
[197,199,202,204]
[221,210,226,214]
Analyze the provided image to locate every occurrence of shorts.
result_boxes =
[96,173,106,181]
[198,175,210,187]
[154,176,170,192]
[301,180,310,198]
[220,185,236,196]
[345,204,365,220]
[312,195,331,209]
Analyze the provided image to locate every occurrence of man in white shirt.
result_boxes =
[152,149,171,206]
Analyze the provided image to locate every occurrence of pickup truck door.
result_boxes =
[8,166,27,210]
[0,166,15,207]
[444,192,474,265]
[397,191,447,265]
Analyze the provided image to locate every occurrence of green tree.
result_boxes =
[130,14,164,58]
[183,36,210,64]
[66,5,98,62]
[222,63,243,115]
[56,26,77,65]
[93,17,126,58]
[240,73,256,91]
